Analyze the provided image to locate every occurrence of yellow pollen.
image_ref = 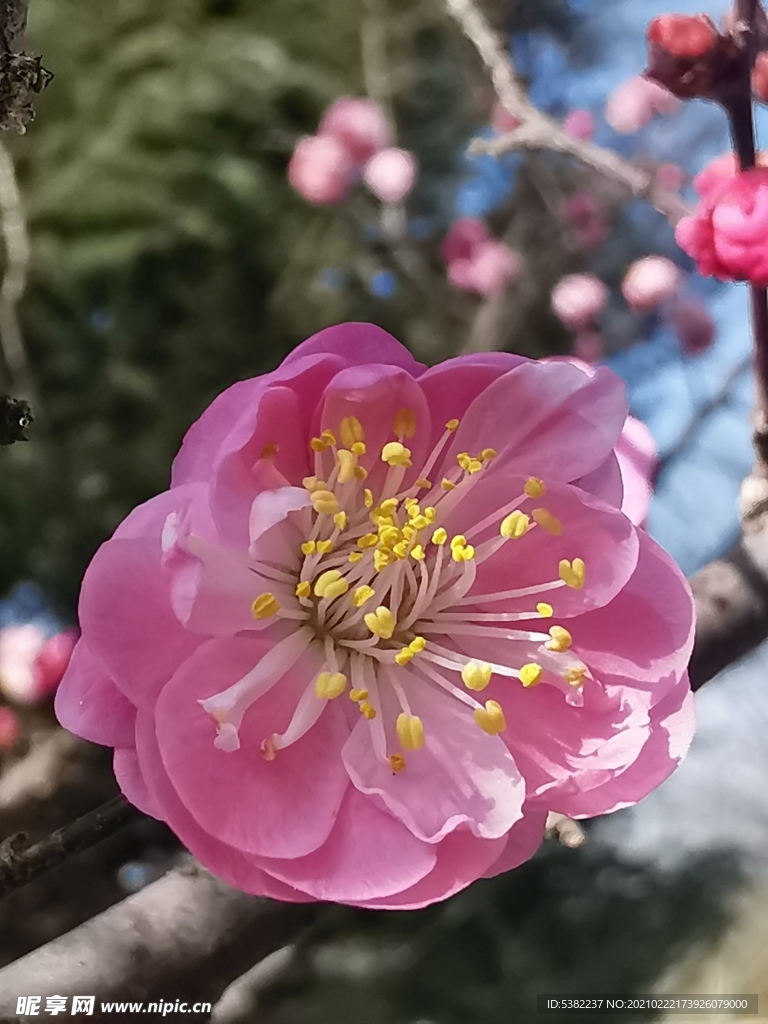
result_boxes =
[393,408,417,438]
[411,544,426,561]
[546,626,572,652]
[349,551,363,564]
[311,490,340,515]
[359,700,377,720]
[392,541,409,560]
[395,648,414,666]
[364,605,396,639]
[446,418,460,431]
[461,661,493,691]
[295,581,311,599]
[333,511,348,530]
[364,488,374,508]
[310,437,329,453]
[431,527,448,545]
[374,549,394,572]
[396,713,425,751]
[352,585,375,608]
[564,666,587,687]
[467,458,483,474]
[423,506,436,522]
[457,453,471,471]
[379,526,402,548]
[450,534,468,550]
[314,569,343,598]
[357,533,379,549]
[351,441,366,456]
[323,579,349,600]
[380,497,399,514]
[480,448,497,462]
[337,449,357,484]
[315,671,347,699]
[389,753,406,772]
[524,477,546,498]
[302,476,326,493]
[404,497,419,510]
[339,415,365,449]
[532,508,563,537]
[409,636,426,653]
[316,539,334,554]
[415,478,432,489]
[500,510,530,539]
[349,688,369,702]
[261,441,279,458]
[381,441,412,467]
[251,593,280,619]
[441,478,456,491]
[519,663,543,688]
[559,558,586,590]
[261,735,277,761]
[537,602,554,618]
[321,429,336,446]
[301,540,317,556]
[473,700,506,735]
[402,525,416,541]
[410,516,429,532]
[353,465,368,480]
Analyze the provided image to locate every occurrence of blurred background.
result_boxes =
[2,0,768,1020]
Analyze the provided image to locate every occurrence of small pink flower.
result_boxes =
[573,331,603,364]
[0,706,20,749]
[464,241,522,297]
[490,102,521,134]
[319,98,392,165]
[622,256,682,312]
[693,151,768,199]
[668,296,716,355]
[561,193,608,250]
[551,274,608,330]
[56,324,694,908]
[441,218,490,265]
[676,168,768,286]
[605,76,681,134]
[363,147,417,204]
[288,135,355,206]
[562,109,595,142]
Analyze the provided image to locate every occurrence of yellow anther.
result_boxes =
[310,490,340,515]
[410,515,429,531]
[337,449,357,484]
[461,661,493,692]
[473,700,506,735]
[320,429,336,446]
[415,478,432,489]
[432,527,448,545]
[546,626,573,653]
[563,666,587,687]
[333,511,348,530]
[393,408,417,438]
[405,497,419,510]
[537,602,554,618]
[351,441,367,456]
[446,418,460,431]
[395,648,414,666]
[302,476,326,493]
[423,507,436,522]
[349,551,363,564]
[374,549,394,572]
[349,688,369,702]
[353,465,368,480]
[380,498,399,514]
[363,488,374,508]
[295,580,311,599]
[453,544,475,562]
[411,544,426,561]
[466,458,483,474]
[364,605,396,639]
[402,525,416,541]
[532,508,563,537]
[396,713,425,751]
[379,525,401,546]
[409,636,426,653]
[389,753,407,772]
[357,533,379,549]
[322,579,349,601]
[314,671,347,700]
[519,663,543,688]
[559,558,586,590]
[251,593,280,619]
[381,441,413,467]
[352,585,375,608]
[450,534,468,550]
[300,540,317,556]
[316,539,334,554]
[480,448,497,462]
[500,510,530,539]
[392,541,409,560]
[441,478,456,491]
[339,415,365,449]
[457,453,472,471]
[310,437,329,453]
[313,569,343,598]
[524,477,546,498]
[359,701,377,720]
[261,441,279,458]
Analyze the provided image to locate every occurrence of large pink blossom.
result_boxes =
[56,324,694,908]
[676,168,768,286]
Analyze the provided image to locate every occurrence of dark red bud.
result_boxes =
[648,14,719,59]
[753,52,768,103]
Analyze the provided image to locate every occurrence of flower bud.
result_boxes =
[646,13,727,99]
[288,135,355,206]
[753,51,768,103]
[647,13,719,59]
[363,147,417,204]
[622,256,681,312]
[605,76,680,134]
[551,274,608,330]
[319,97,391,164]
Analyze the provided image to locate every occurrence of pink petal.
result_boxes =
[55,640,137,747]
[113,747,163,819]
[481,805,549,877]
[281,322,424,377]
[574,453,624,510]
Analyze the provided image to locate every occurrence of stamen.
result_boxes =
[314,671,347,699]
[396,713,425,750]
[251,593,280,619]
[532,508,563,536]
[393,408,417,438]
[461,661,493,691]
[339,415,365,449]
[432,527,448,545]
[349,688,369,701]
[364,605,396,639]
[519,663,543,688]
[333,511,348,530]
[473,700,506,735]
[301,540,316,555]
[564,666,587,686]
[352,585,376,608]
[446,418,460,431]
[500,511,530,539]
[314,569,345,598]
[337,449,357,484]
[559,558,586,589]
[381,441,412,467]
[537,602,554,617]
[295,581,311,599]
[316,539,334,554]
[524,477,546,497]
[359,700,377,719]
[546,626,572,652]
[311,490,340,515]
[389,753,407,772]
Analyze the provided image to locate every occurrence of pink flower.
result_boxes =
[35,629,78,698]
[441,218,490,264]
[605,76,681,134]
[363,147,417,204]
[442,222,520,296]
[0,706,20,749]
[676,168,768,286]
[622,256,682,312]
[56,324,694,908]
[319,98,392,165]
[562,109,595,142]
[616,416,658,527]
[551,274,608,329]
[0,625,77,704]
[693,152,768,200]
[288,135,355,206]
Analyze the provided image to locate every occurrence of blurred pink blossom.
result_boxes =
[442,220,520,296]
[441,218,490,264]
[466,240,522,296]
[288,135,355,206]
[0,625,77,705]
[319,97,392,164]
[616,416,658,527]
[35,630,79,700]
[693,151,768,199]
[490,102,522,134]
[573,331,604,364]
[668,296,716,355]
[551,274,608,329]
[605,76,681,134]
[562,109,595,141]
[655,163,686,192]
[363,147,417,204]
[0,707,20,750]
[561,193,608,250]
[622,256,682,311]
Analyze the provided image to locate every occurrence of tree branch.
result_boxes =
[0,0,50,135]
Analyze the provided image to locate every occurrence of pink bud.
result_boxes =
[622,256,681,311]
[447,258,477,291]
[669,296,716,354]
[561,192,608,250]
[693,151,768,199]
[319,97,392,164]
[467,241,521,296]
[441,218,490,264]
[562,109,595,141]
[655,162,686,192]
[605,76,681,134]
[573,330,603,363]
[288,135,355,205]
[551,274,608,329]
[0,706,20,750]
[33,629,78,699]
[490,102,521,134]
[363,147,417,204]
